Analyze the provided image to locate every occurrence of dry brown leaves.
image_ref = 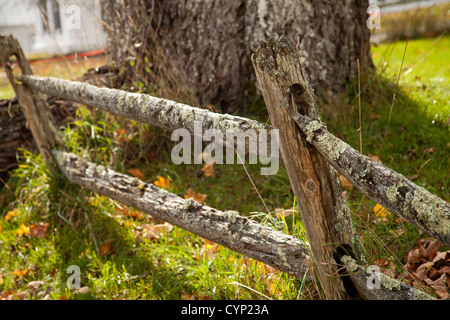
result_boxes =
[184,189,207,204]
[404,239,450,299]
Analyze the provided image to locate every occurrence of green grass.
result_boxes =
[0,35,449,300]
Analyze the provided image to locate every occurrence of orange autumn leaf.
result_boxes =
[130,211,144,220]
[99,241,112,257]
[16,224,30,236]
[128,168,145,180]
[184,189,207,204]
[115,204,129,217]
[0,290,16,300]
[5,209,18,221]
[29,223,49,239]
[13,268,29,277]
[201,162,216,177]
[115,128,127,142]
[154,176,170,189]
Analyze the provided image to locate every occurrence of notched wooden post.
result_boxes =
[252,38,357,300]
[0,34,64,170]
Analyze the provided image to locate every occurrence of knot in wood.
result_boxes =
[306,179,317,192]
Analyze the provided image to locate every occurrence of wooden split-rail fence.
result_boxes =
[1,35,448,300]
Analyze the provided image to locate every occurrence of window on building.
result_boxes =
[37,0,61,33]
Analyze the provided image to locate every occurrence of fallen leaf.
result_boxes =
[5,209,18,221]
[389,229,406,237]
[373,203,392,218]
[13,268,30,277]
[425,274,448,299]
[418,239,441,260]
[201,162,216,177]
[99,241,112,257]
[0,291,16,300]
[154,176,170,189]
[16,224,30,236]
[369,154,382,164]
[116,204,130,217]
[115,128,127,142]
[274,208,296,219]
[199,239,220,260]
[198,293,213,300]
[181,290,196,300]
[142,222,174,240]
[206,104,218,112]
[432,251,447,263]
[29,223,49,238]
[128,168,145,180]
[130,211,144,220]
[184,189,207,204]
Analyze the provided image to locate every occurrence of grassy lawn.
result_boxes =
[0,35,448,300]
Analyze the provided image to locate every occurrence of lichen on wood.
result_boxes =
[52,149,311,278]
[292,112,450,246]
[339,255,436,300]
[17,75,273,158]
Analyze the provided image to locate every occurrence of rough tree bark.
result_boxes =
[101,0,372,113]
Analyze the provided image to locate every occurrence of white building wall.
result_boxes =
[0,0,106,55]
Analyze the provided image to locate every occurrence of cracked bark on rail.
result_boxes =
[252,38,356,300]
[293,112,450,247]
[17,75,275,158]
[52,149,310,279]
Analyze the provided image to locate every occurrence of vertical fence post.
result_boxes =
[0,35,64,170]
[252,38,356,300]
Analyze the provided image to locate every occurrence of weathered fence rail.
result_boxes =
[2,34,447,300]
[16,74,275,158]
[53,149,310,277]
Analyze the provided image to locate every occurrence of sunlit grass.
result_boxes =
[0,34,448,300]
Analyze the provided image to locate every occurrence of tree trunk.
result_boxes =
[101,0,372,113]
